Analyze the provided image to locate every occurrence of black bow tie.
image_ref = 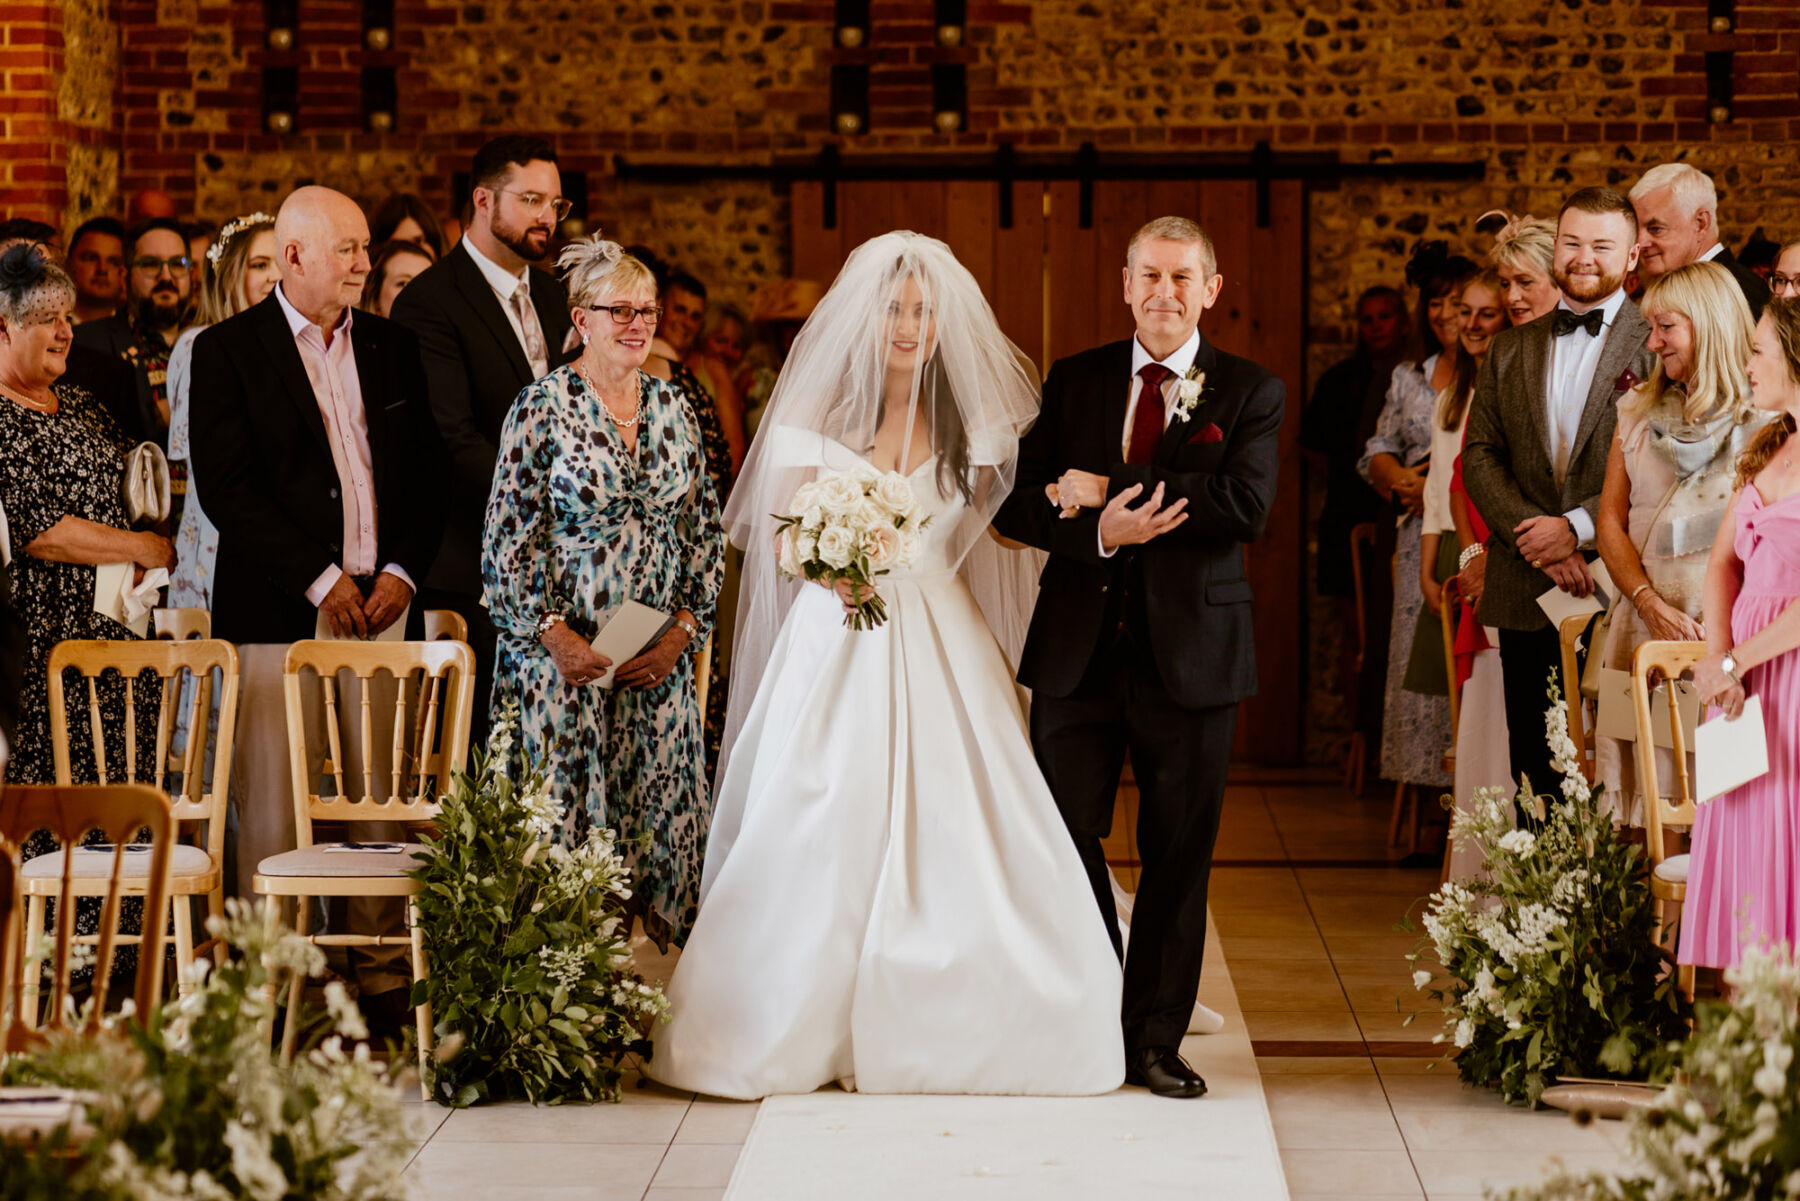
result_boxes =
[1552,308,1605,338]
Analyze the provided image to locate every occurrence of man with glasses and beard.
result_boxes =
[73,216,193,441]
[391,136,576,739]
[1462,187,1656,812]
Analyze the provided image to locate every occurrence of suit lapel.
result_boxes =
[1155,334,1218,463]
[1568,299,1647,467]
[253,295,332,458]
[1516,316,1554,468]
[350,318,390,466]
[1101,341,1135,465]
[451,244,534,386]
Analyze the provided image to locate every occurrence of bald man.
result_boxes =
[188,185,446,1032]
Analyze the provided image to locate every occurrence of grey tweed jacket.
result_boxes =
[1461,300,1655,632]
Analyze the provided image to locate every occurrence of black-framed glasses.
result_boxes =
[588,303,662,326]
[130,255,192,275]
[1772,274,1800,295]
[500,189,574,221]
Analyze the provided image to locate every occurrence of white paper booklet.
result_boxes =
[589,600,676,689]
[93,561,165,638]
[1535,559,1616,627]
[1694,694,1771,804]
[314,603,410,642]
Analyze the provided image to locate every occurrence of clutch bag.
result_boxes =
[122,441,171,528]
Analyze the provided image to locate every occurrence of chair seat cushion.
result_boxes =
[256,843,429,878]
[22,843,213,880]
[1653,853,1690,884]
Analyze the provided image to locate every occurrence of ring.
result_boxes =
[1531,559,1542,569]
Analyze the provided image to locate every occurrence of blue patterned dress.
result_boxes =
[482,366,725,946]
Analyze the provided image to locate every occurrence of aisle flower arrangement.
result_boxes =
[0,900,413,1201]
[409,703,667,1106]
[1500,943,1800,1200]
[1403,675,1689,1106]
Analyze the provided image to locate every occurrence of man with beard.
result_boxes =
[73,217,192,440]
[1462,187,1656,809]
[1629,162,1771,318]
[390,137,575,739]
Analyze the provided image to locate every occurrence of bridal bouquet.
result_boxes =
[774,467,928,630]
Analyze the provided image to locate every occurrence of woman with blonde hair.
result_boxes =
[1594,260,1766,823]
[166,212,279,608]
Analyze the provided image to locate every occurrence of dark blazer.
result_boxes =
[1461,299,1655,632]
[994,334,1284,709]
[1709,247,1772,320]
[71,315,158,440]
[388,242,576,596]
[187,292,446,644]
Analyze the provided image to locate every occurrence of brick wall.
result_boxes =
[2,0,115,228]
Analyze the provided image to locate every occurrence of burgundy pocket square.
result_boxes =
[1187,423,1224,445]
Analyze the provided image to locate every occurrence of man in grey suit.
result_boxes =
[1462,186,1656,806]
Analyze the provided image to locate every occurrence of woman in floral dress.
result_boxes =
[483,237,724,948]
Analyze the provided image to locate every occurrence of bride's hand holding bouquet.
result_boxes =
[774,466,929,630]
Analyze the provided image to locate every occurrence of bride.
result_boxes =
[646,232,1125,1098]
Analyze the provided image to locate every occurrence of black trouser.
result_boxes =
[1497,625,1577,827]
[1029,632,1235,1056]
[414,586,498,747]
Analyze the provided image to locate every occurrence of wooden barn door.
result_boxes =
[791,178,1305,763]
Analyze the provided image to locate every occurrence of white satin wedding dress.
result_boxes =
[648,455,1125,1099]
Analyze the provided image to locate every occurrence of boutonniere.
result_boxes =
[1613,367,1643,395]
[1172,365,1208,423]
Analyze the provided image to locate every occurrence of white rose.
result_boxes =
[789,480,821,513]
[795,527,819,564]
[776,527,803,577]
[896,527,924,569]
[851,496,887,533]
[872,471,918,517]
[816,524,856,569]
[814,473,863,514]
[864,524,901,569]
[801,504,825,530]
[848,464,881,488]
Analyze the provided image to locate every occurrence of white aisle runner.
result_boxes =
[723,923,1288,1200]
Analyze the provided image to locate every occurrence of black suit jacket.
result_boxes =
[994,334,1285,709]
[187,292,446,644]
[388,242,576,596]
[71,315,159,440]
[1709,247,1772,320]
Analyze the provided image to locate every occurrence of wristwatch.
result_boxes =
[1721,652,1741,687]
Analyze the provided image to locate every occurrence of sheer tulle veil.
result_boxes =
[718,231,1045,783]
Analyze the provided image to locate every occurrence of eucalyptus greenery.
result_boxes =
[409,702,667,1107]
[1402,674,1689,1106]
[0,899,413,1201]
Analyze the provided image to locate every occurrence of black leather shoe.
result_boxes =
[1126,1046,1208,1098]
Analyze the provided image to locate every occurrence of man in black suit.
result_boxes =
[189,185,444,1026]
[995,216,1284,1099]
[1630,162,1772,318]
[390,136,576,734]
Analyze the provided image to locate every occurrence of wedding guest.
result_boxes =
[1771,239,1800,301]
[1463,187,1656,813]
[389,136,577,742]
[483,235,723,949]
[659,269,707,364]
[369,192,447,260]
[1739,228,1779,283]
[1630,163,1770,317]
[1593,261,1764,827]
[361,238,435,320]
[165,211,278,609]
[636,259,735,504]
[0,218,59,259]
[1682,297,1800,971]
[689,302,750,473]
[189,186,444,1024]
[65,216,125,325]
[185,219,217,294]
[0,241,173,785]
[1358,246,1476,801]
[73,217,192,439]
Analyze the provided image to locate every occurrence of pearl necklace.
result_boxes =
[577,363,643,430]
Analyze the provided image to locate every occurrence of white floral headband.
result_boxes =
[206,211,276,268]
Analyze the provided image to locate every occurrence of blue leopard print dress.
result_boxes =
[482,365,724,947]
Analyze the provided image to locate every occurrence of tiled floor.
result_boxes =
[401,773,1634,1200]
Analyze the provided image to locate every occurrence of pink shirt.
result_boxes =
[274,285,414,605]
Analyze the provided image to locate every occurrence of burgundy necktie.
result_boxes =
[1128,363,1172,464]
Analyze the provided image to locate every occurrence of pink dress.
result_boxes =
[1679,486,1800,970]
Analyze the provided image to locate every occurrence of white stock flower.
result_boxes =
[224,1120,290,1201]
[1497,829,1537,857]
[1454,1017,1474,1048]
[1411,969,1432,989]
[816,524,856,569]
[323,980,369,1041]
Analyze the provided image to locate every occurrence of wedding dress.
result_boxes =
[647,442,1125,1099]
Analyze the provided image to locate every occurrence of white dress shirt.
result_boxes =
[1544,287,1629,545]
[274,285,414,606]
[1091,329,1202,557]
[464,239,549,378]
[1698,242,1725,264]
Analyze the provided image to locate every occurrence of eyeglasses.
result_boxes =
[1772,274,1800,296]
[500,190,574,222]
[130,255,193,275]
[588,303,662,326]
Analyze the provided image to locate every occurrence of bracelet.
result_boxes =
[1629,583,1655,607]
[674,616,700,643]
[1457,543,1486,571]
[535,612,567,639]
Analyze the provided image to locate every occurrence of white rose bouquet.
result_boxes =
[774,466,929,629]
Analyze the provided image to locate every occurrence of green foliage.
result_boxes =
[409,702,666,1107]
[1404,673,1689,1106]
[0,900,411,1200]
